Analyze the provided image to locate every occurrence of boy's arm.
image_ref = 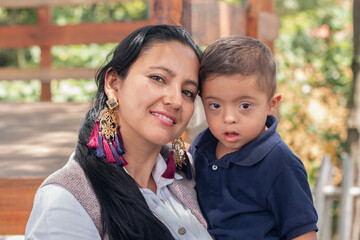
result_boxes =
[292,230,317,240]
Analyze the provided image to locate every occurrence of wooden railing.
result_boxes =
[0,0,279,101]
[314,154,360,240]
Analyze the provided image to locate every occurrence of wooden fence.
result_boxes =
[315,154,360,240]
[0,0,279,101]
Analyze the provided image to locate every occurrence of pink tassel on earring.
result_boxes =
[162,152,176,179]
[102,136,116,163]
[120,155,128,166]
[88,120,99,148]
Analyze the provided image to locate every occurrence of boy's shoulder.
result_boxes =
[266,138,305,170]
[189,128,215,151]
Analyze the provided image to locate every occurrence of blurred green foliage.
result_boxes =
[53,1,148,25]
[275,0,352,185]
[0,8,37,25]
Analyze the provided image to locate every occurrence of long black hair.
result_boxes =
[75,25,201,240]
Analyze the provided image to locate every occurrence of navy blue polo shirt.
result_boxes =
[189,116,318,240]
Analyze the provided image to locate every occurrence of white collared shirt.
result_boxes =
[25,154,212,240]
[137,153,212,240]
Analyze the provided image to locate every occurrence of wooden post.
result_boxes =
[38,6,53,101]
[153,0,183,25]
[338,153,354,240]
[246,0,278,53]
[314,155,333,239]
[181,0,247,46]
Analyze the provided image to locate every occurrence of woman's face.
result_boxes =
[111,41,199,147]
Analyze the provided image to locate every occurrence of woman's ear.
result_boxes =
[268,93,281,116]
[104,68,121,100]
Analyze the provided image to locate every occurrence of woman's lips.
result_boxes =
[151,111,176,126]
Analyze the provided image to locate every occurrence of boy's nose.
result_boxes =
[223,108,238,123]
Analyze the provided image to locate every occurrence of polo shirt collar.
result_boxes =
[195,115,281,167]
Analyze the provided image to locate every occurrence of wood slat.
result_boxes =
[0,67,97,81]
[0,178,45,235]
[0,0,141,8]
[0,20,154,49]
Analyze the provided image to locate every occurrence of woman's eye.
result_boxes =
[210,103,221,109]
[240,103,251,110]
[182,90,196,100]
[150,75,165,83]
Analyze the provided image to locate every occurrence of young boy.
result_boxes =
[189,35,318,240]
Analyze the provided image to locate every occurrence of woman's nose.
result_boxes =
[164,84,182,109]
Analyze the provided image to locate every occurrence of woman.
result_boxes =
[25,25,213,240]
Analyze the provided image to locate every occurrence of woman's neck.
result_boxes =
[121,133,161,192]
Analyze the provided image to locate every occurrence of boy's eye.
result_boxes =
[150,75,165,83]
[210,103,221,109]
[240,103,251,110]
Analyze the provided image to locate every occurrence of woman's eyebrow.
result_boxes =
[149,66,175,77]
[150,66,199,88]
[184,80,199,88]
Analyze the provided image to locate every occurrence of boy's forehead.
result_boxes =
[204,73,259,84]
[201,73,271,98]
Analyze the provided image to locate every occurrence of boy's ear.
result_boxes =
[104,68,121,100]
[268,93,281,116]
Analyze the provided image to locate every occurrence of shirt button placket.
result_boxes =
[207,163,221,193]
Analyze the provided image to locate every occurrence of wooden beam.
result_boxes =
[153,0,183,25]
[0,67,96,81]
[0,20,154,49]
[247,0,278,52]
[0,178,45,235]
[0,0,142,8]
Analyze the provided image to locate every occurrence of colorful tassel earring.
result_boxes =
[162,137,192,180]
[88,98,127,166]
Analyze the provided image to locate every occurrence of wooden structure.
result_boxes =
[314,154,360,240]
[0,0,279,235]
[0,0,279,101]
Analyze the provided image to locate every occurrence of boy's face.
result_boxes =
[201,74,280,159]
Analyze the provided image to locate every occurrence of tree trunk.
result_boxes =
[346,0,360,239]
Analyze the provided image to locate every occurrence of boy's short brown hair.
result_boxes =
[199,35,277,100]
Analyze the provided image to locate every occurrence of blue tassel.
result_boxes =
[95,134,105,158]
[110,144,123,166]
[183,154,192,180]
[114,133,125,155]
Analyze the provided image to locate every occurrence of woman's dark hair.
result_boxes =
[75,25,201,240]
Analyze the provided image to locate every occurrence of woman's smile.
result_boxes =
[151,111,177,126]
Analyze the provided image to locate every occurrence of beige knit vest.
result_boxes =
[40,149,207,239]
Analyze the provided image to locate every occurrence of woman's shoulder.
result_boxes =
[26,184,101,239]
[41,153,86,189]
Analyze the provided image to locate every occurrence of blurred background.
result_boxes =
[0,0,358,239]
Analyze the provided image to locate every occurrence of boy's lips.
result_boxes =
[223,131,240,142]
